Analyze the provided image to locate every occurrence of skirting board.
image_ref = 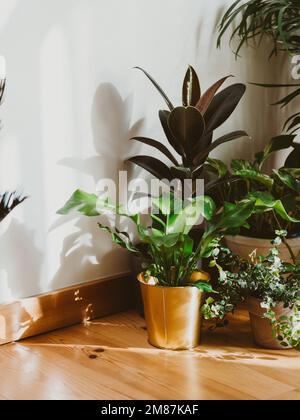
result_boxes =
[0,272,134,346]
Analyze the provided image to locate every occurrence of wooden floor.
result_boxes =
[0,310,299,400]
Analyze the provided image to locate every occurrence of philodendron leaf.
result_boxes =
[130,137,179,166]
[205,158,228,179]
[182,66,201,107]
[196,75,233,115]
[57,190,100,216]
[166,196,216,235]
[231,159,274,189]
[200,200,255,258]
[168,106,205,162]
[249,191,300,223]
[134,67,174,111]
[127,155,172,180]
[98,223,139,254]
[192,282,214,293]
[273,169,300,193]
[204,83,246,133]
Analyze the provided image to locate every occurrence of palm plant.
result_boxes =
[218,1,300,166]
[0,192,27,223]
[0,80,27,223]
[218,0,300,57]
[128,67,248,185]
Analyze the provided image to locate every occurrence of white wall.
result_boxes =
[0,0,292,303]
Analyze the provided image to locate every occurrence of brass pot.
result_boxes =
[138,278,204,350]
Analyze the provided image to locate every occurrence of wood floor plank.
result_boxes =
[0,310,299,400]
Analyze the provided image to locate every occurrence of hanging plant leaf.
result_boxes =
[182,66,201,107]
[134,67,174,111]
[196,75,233,115]
[127,155,172,180]
[168,106,205,162]
[204,84,246,133]
[131,137,179,166]
[159,110,185,157]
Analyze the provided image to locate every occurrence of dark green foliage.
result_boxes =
[218,0,300,57]
[129,67,247,183]
[0,192,27,223]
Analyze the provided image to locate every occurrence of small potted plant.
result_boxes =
[203,232,300,351]
[58,190,255,350]
[206,135,300,262]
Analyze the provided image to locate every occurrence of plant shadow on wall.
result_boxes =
[50,84,144,289]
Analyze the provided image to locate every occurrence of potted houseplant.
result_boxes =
[217,0,300,58]
[206,135,300,262]
[128,66,248,187]
[58,189,256,350]
[203,232,300,351]
[217,0,300,164]
[0,80,26,227]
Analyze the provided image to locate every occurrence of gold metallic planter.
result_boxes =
[139,279,204,350]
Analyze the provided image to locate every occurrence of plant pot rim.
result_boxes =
[226,232,300,241]
[137,275,202,291]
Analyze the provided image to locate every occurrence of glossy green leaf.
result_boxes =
[57,190,100,216]
[231,159,274,188]
[205,158,228,179]
[166,196,216,235]
[192,282,214,293]
[273,169,300,193]
[182,66,201,107]
[249,191,300,223]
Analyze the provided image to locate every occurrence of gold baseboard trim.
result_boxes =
[0,273,134,345]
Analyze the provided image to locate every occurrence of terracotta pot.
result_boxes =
[138,278,204,350]
[225,235,300,263]
[246,296,293,350]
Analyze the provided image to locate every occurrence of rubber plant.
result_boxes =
[128,67,248,185]
[0,80,26,223]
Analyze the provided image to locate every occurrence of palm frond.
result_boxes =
[218,0,300,57]
[0,192,27,223]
